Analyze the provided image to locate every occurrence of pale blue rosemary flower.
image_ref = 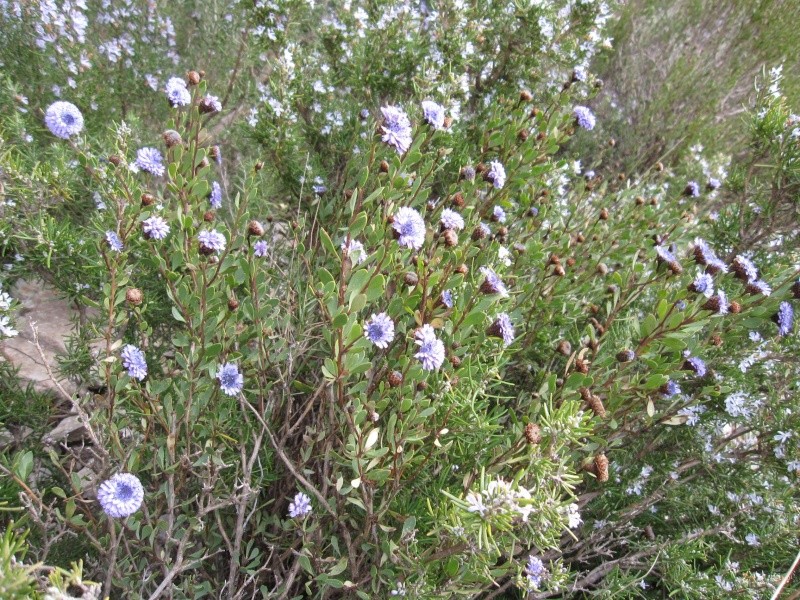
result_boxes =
[198,229,226,254]
[165,76,191,107]
[210,181,222,209]
[573,105,596,130]
[253,240,269,257]
[288,492,312,518]
[135,147,165,177]
[776,301,794,336]
[486,160,506,189]
[525,555,548,589]
[380,105,412,154]
[487,313,514,346]
[479,266,509,297]
[421,100,446,129]
[440,208,465,231]
[105,231,123,252]
[341,239,367,264]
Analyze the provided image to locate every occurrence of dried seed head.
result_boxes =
[203,210,215,223]
[553,264,566,276]
[443,116,453,129]
[141,193,156,207]
[443,229,458,247]
[536,131,547,141]
[450,355,461,367]
[379,160,389,173]
[729,301,742,314]
[162,129,182,148]
[566,257,576,267]
[548,253,561,266]
[557,340,572,356]
[524,423,541,444]
[404,272,419,287]
[451,192,465,208]
[518,129,529,141]
[187,70,201,85]
[596,263,608,275]
[588,394,606,418]
[710,333,722,346]
[228,297,239,311]
[416,381,428,391]
[575,358,589,374]
[520,90,533,102]
[599,208,609,220]
[108,154,122,166]
[456,263,468,275]
[595,453,609,482]
[635,195,645,206]
[388,371,403,387]
[254,161,264,172]
[126,288,143,306]
[471,225,488,241]
[247,220,265,237]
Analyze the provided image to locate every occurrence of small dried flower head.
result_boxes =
[451,192,465,208]
[573,105,596,130]
[710,333,722,346]
[616,349,635,363]
[456,263,468,275]
[575,358,589,374]
[135,147,165,177]
[199,95,222,115]
[109,154,122,166]
[520,90,533,102]
[684,181,700,197]
[121,344,147,380]
[404,272,419,287]
[587,394,606,418]
[97,473,144,518]
[731,255,759,282]
[553,264,565,276]
[486,313,515,346]
[442,229,458,247]
[126,288,143,306]
[440,208,465,231]
[288,492,312,518]
[44,101,84,139]
[472,223,491,240]
[635,195,645,206]
[210,145,222,165]
[247,220,265,237]
[557,340,572,356]
[485,160,506,189]
[518,129,529,141]
[599,207,609,220]
[196,157,210,172]
[162,129,182,148]
[392,207,426,250]
[479,267,509,297]
[142,216,170,240]
[596,262,608,275]
[165,77,191,107]
[388,371,403,387]
[227,297,239,311]
[774,301,794,336]
[524,423,541,444]
[141,193,156,207]
[421,100,446,129]
[414,324,445,371]
[365,313,395,349]
[595,453,609,482]
[684,356,707,377]
[729,300,742,314]
[217,362,244,396]
[186,70,201,85]
[203,210,215,223]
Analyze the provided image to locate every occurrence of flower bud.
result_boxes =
[616,349,635,363]
[524,423,541,444]
[587,394,606,418]
[404,272,419,287]
[520,90,533,102]
[575,358,589,374]
[451,192,465,208]
[566,257,576,267]
[228,297,239,311]
[141,193,156,207]
[442,229,458,247]
[450,355,461,367]
[548,254,561,266]
[553,264,566,277]
[596,263,608,275]
[599,208,609,220]
[443,116,453,129]
[162,129,182,148]
[729,301,742,314]
[254,161,264,172]
[556,340,572,356]
[710,333,722,346]
[108,154,122,166]
[635,195,645,206]
[518,129,529,141]
[536,131,547,141]
[456,263,468,275]
[379,160,389,173]
[247,220,265,237]
[187,70,201,85]
[203,210,215,223]
[126,288,143,306]
[388,371,403,387]
[416,381,428,391]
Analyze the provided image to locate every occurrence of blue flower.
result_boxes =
[200,95,222,115]
[105,231,123,252]
[692,238,728,274]
[253,240,269,257]
[210,181,222,209]
[380,105,412,154]
[142,216,170,240]
[684,181,700,197]
[365,313,395,349]
[135,147,165,177]
[492,205,506,223]
[440,208,465,231]
[440,290,453,309]
[707,178,721,191]
[198,229,226,254]
[688,272,714,297]
[288,492,312,518]
[745,279,772,296]
[121,345,147,380]
[392,207,426,250]
[97,473,144,518]
[525,555,547,589]
[414,324,445,371]
[703,289,729,315]
[44,101,84,139]
[421,100,446,129]
[776,301,794,336]
[573,106,596,130]
[341,239,367,264]
[731,255,759,282]
[165,76,191,107]
[479,266,509,297]
[685,356,707,377]
[487,313,514,346]
[217,362,244,396]
[662,380,681,398]
[486,160,506,189]
[655,245,677,264]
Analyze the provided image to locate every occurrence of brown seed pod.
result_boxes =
[108,154,122,166]
[566,257,576,267]
[616,349,635,363]
[247,220,265,237]
[710,333,722,346]
[595,453,609,482]
[635,196,645,206]
[518,129,530,141]
[404,272,419,287]
[548,253,561,266]
[126,288,143,306]
[455,263,468,275]
[442,229,458,247]
[575,358,589,374]
[729,301,742,314]
[388,371,403,387]
[416,381,428,392]
[228,297,239,311]
[557,340,572,356]
[141,193,156,207]
[524,423,541,445]
[599,208,609,220]
[162,129,182,148]
[553,264,566,277]
[203,210,215,223]
[451,192,465,208]
[450,355,462,368]
[379,160,389,173]
[588,395,606,418]
[187,70,201,85]
[520,90,533,102]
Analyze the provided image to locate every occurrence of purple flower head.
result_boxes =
[380,105,412,154]
[731,255,759,282]
[97,473,144,518]
[198,229,226,254]
[685,356,707,377]
[288,492,312,518]
[655,245,677,264]
[688,272,714,297]
[421,100,446,129]
[662,380,681,398]
[121,344,147,380]
[745,279,772,296]
[165,76,191,107]
[692,238,727,274]
[776,301,794,336]
[414,324,445,371]
[486,160,506,189]
[440,289,453,309]
[479,266,509,297]
[365,313,395,349]
[44,101,84,139]
[135,147,165,177]
[707,178,721,191]
[253,240,269,257]
[392,207,426,250]
[142,216,170,240]
[487,313,515,346]
[525,556,548,589]
[573,106,596,130]
[684,181,700,197]
[200,95,222,115]
[703,289,729,315]
[105,231,123,252]
[341,239,367,264]
[461,166,476,182]
[440,208,465,231]
[209,181,222,209]
[217,362,244,396]
[492,205,506,223]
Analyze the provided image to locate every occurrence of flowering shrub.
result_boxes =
[0,2,798,599]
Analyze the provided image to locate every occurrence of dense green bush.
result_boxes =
[0,1,798,599]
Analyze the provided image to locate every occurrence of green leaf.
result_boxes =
[171,306,186,323]
[319,228,338,257]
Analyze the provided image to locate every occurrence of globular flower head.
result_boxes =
[341,239,367,264]
[421,100,446,129]
[199,95,222,115]
[775,301,794,336]
[380,105,412,154]
[440,208,465,231]
[121,344,147,380]
[165,76,191,107]
[440,289,454,309]
[135,147,165,177]
[289,492,312,518]
[731,255,759,282]
[692,238,728,274]
[44,101,84,139]
[209,181,222,209]
[217,362,244,396]
[525,555,548,590]
[198,229,226,254]
[707,178,721,191]
[479,266,509,297]
[688,272,714,297]
[392,207,426,250]
[684,356,707,377]
[142,216,170,240]
[97,473,144,518]
[743,279,771,296]
[414,324,445,371]
[661,380,682,398]
[492,205,507,223]
[487,313,515,346]
[365,313,395,349]
[253,240,269,257]
[573,105,596,130]
[486,160,506,189]
[684,181,700,197]
[703,289,729,315]
[105,231,124,253]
